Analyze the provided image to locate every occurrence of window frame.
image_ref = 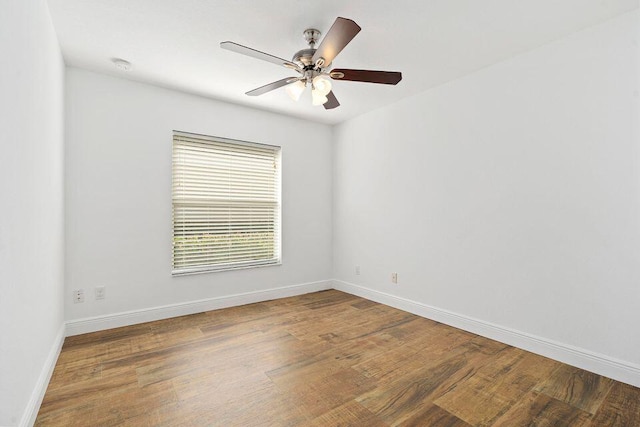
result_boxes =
[171,130,282,276]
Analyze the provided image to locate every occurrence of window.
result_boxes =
[172,131,281,275]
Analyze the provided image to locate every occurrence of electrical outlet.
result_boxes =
[95,286,106,300]
[73,289,84,303]
[391,273,398,284]
[355,265,361,275]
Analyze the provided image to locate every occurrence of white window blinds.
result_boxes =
[172,131,281,275]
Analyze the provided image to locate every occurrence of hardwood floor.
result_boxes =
[36,290,640,426]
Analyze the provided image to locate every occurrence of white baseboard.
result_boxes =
[65,280,332,336]
[20,323,65,427]
[333,279,640,388]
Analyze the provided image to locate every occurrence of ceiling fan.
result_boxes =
[220,17,402,110]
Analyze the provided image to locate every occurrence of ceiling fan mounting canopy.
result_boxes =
[220,17,402,110]
[293,28,327,68]
[303,28,321,48]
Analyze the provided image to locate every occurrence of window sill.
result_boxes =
[172,260,282,277]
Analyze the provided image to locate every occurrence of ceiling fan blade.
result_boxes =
[323,91,340,109]
[330,69,402,85]
[221,41,300,71]
[312,17,361,67]
[246,77,298,96]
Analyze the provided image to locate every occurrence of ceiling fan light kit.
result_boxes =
[285,80,306,101]
[312,75,332,95]
[220,17,402,110]
[311,89,328,106]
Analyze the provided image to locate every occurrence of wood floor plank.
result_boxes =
[356,350,486,425]
[590,382,640,426]
[310,400,387,427]
[433,372,518,426]
[35,290,640,426]
[351,299,379,310]
[268,362,377,418]
[534,364,615,414]
[492,391,593,426]
[396,403,472,427]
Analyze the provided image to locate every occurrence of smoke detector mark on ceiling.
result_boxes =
[112,58,132,71]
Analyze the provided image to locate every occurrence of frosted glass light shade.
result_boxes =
[312,76,332,96]
[286,80,306,101]
[311,88,328,106]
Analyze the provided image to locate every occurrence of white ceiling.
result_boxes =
[47,0,638,125]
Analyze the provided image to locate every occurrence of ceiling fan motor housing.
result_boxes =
[292,48,317,67]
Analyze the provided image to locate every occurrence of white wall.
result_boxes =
[65,68,333,322]
[334,10,640,374]
[0,0,66,425]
